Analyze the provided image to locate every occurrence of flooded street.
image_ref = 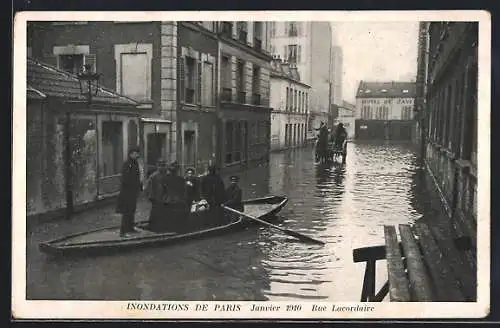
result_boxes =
[27,141,439,301]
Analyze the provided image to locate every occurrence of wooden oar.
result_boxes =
[221,205,325,245]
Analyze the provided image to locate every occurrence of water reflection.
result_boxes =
[27,141,437,301]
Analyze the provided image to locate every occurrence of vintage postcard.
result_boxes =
[13,10,490,320]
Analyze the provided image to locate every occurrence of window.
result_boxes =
[115,44,152,103]
[102,121,123,177]
[202,61,214,106]
[376,106,389,120]
[305,93,308,111]
[361,106,373,119]
[401,106,413,120]
[236,60,246,103]
[288,22,298,36]
[237,22,247,43]
[287,45,299,63]
[270,21,276,37]
[185,56,196,104]
[253,22,263,51]
[294,90,297,111]
[121,53,149,101]
[59,54,84,74]
[225,121,242,164]
[252,66,261,105]
[286,87,290,110]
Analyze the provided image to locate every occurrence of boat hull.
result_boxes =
[39,195,288,257]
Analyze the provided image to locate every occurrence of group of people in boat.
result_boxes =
[116,148,243,237]
[315,122,348,163]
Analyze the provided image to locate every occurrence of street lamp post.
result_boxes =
[64,64,101,219]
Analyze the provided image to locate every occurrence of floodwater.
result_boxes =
[26,141,439,301]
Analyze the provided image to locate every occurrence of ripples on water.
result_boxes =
[27,141,430,301]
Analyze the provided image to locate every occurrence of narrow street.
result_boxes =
[26,141,448,301]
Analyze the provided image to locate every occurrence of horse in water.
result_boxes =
[315,129,330,163]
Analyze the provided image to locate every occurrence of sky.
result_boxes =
[333,22,419,103]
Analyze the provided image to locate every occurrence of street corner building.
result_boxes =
[218,21,273,171]
[418,22,478,244]
[26,57,141,219]
[269,55,310,151]
[354,81,417,141]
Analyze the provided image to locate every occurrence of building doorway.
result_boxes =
[146,133,166,176]
[183,130,196,169]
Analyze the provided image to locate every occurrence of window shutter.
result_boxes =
[196,60,202,105]
[85,53,97,73]
[178,56,185,102]
[298,45,302,63]
[284,23,288,35]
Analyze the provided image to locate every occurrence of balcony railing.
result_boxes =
[252,93,261,106]
[221,88,232,102]
[238,30,247,43]
[253,38,262,51]
[237,91,246,104]
[221,22,233,38]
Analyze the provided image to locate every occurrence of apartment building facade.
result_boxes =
[218,21,273,170]
[269,56,310,151]
[419,22,478,239]
[269,21,335,131]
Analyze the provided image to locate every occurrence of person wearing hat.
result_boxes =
[200,164,226,224]
[144,158,170,233]
[223,175,244,212]
[116,147,142,237]
[161,161,188,232]
[184,167,200,208]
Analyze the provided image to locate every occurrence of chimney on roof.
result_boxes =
[271,54,282,70]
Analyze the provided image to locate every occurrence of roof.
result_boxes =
[270,59,310,88]
[356,81,416,98]
[27,58,139,106]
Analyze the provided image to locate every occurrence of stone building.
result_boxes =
[354,81,417,140]
[27,21,177,176]
[269,56,310,151]
[218,21,273,171]
[26,58,140,218]
[419,22,478,238]
[269,21,336,132]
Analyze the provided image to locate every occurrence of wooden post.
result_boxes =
[360,259,376,301]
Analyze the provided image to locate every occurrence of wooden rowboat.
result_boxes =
[39,195,288,257]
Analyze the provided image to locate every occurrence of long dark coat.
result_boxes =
[185,177,201,205]
[116,158,141,214]
[200,173,226,206]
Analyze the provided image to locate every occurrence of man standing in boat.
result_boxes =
[116,147,142,237]
[163,162,188,232]
[144,158,169,233]
[201,164,226,224]
[223,175,244,212]
[184,167,200,209]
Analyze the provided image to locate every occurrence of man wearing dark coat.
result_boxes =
[163,162,188,232]
[184,167,200,207]
[144,159,169,232]
[201,164,226,224]
[116,148,142,237]
[224,176,244,212]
